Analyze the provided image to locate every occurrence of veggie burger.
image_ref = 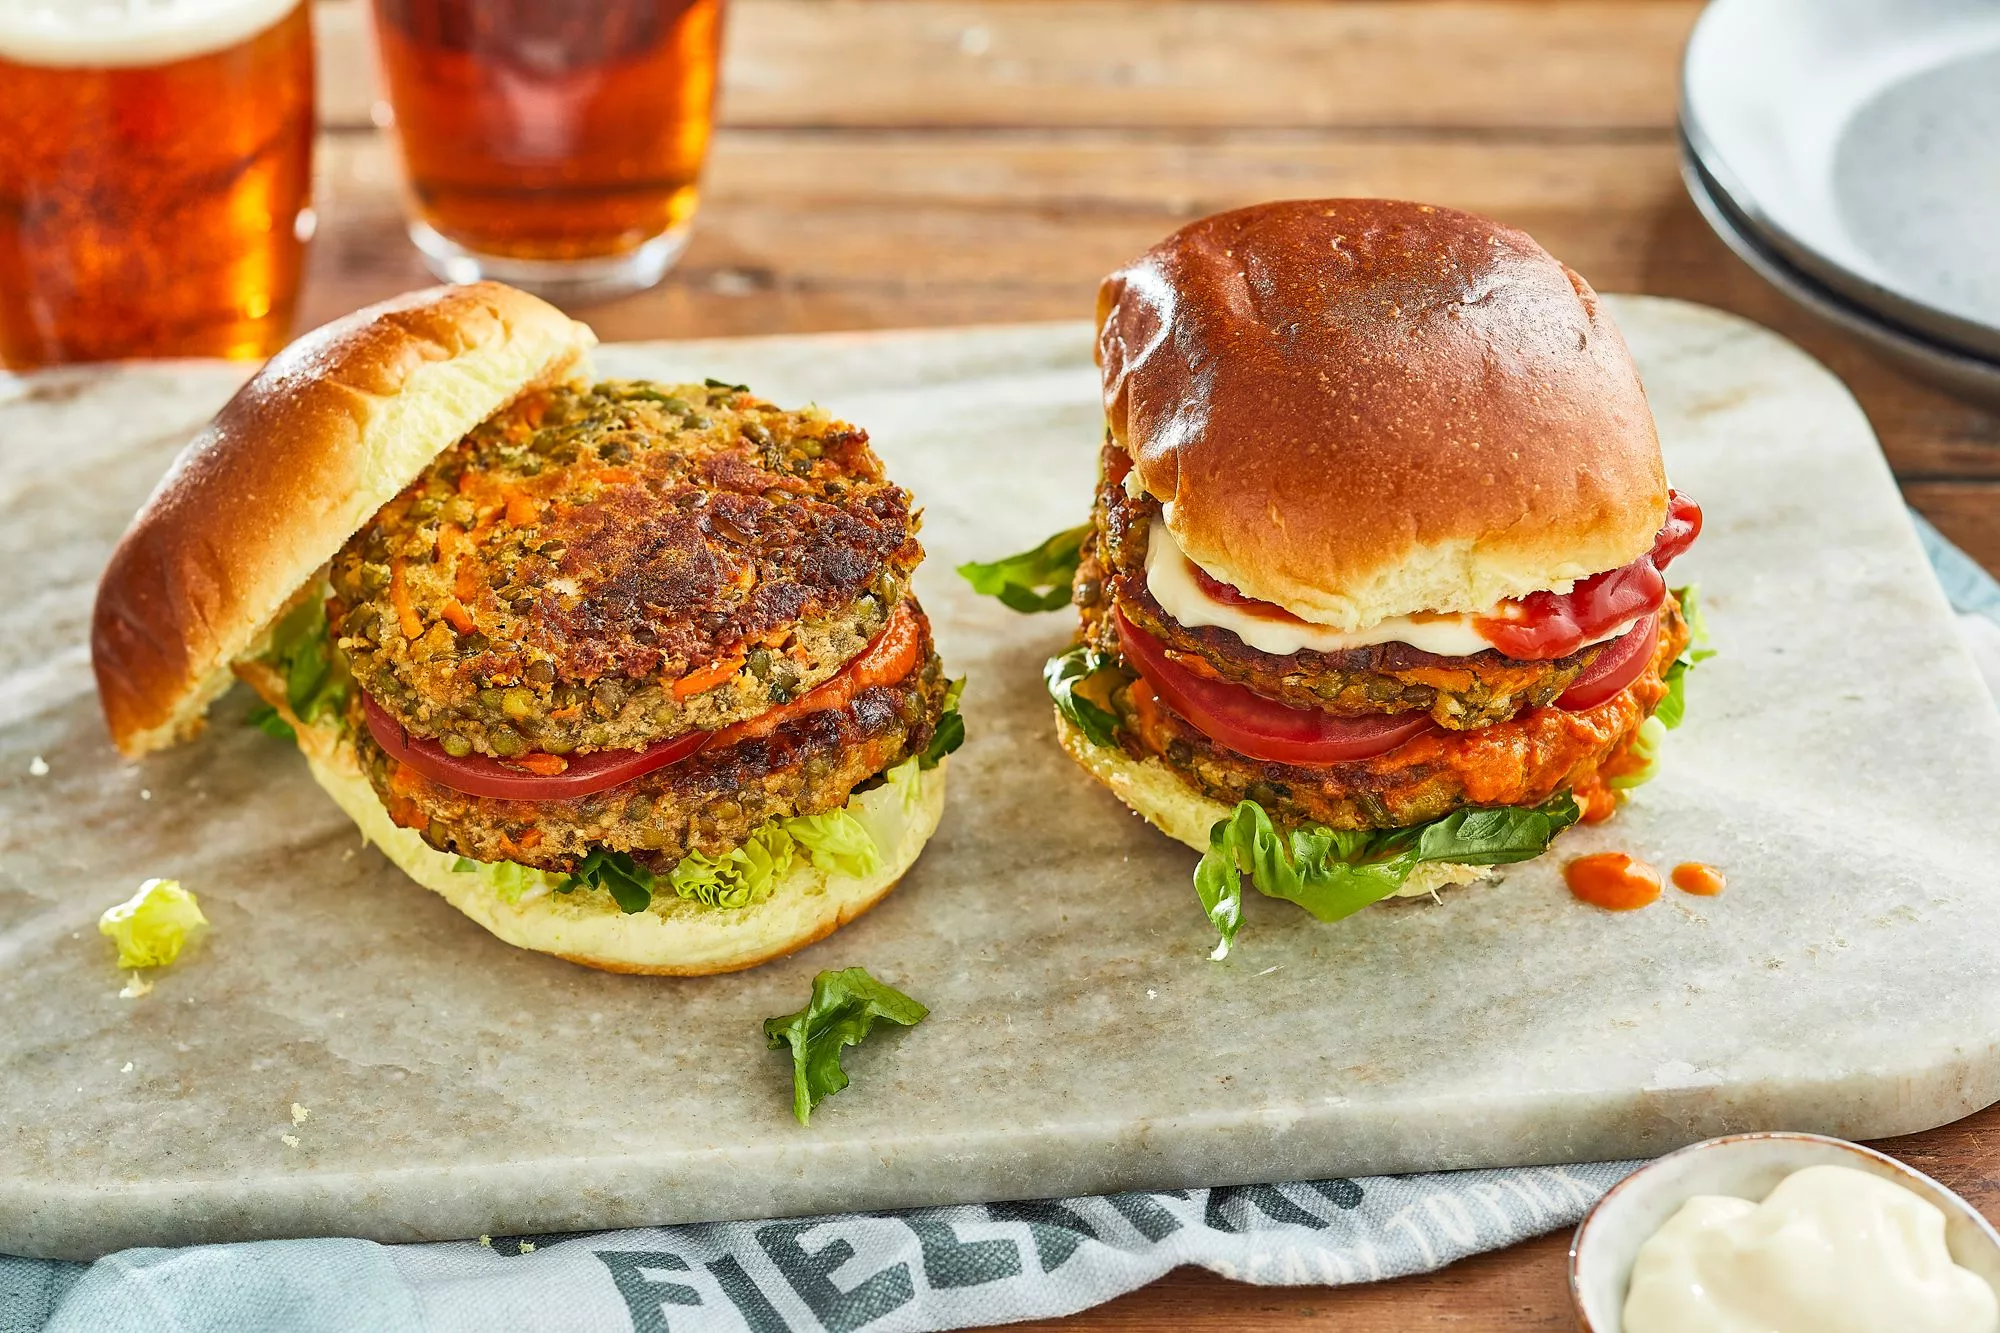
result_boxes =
[92,283,961,974]
[974,199,1703,954]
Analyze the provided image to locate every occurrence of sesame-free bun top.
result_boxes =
[93,282,595,758]
[1095,199,1668,631]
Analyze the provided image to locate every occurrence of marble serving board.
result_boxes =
[4,297,2000,1262]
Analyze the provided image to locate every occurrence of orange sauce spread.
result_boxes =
[1565,852,1662,911]
[1574,775,1619,824]
[1671,862,1726,896]
[709,598,924,747]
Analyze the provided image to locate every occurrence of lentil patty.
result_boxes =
[361,619,950,872]
[330,380,922,759]
[1092,596,1688,831]
[1078,441,1602,729]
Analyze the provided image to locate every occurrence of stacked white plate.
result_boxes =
[1681,0,2000,404]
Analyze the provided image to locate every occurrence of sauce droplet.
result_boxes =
[1565,852,1662,911]
[1672,862,1726,896]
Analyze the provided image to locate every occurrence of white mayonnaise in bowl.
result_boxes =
[1569,1131,2000,1333]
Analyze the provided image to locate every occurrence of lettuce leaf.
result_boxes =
[246,703,296,741]
[567,847,660,914]
[98,878,208,969]
[667,824,796,909]
[1609,716,1669,791]
[764,967,929,1124]
[1194,794,1582,959]
[558,776,910,914]
[786,809,881,880]
[1655,583,1715,732]
[1043,645,1120,747]
[919,677,965,769]
[267,593,350,727]
[957,523,1088,612]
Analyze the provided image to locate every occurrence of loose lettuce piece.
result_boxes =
[920,677,966,769]
[957,523,1088,612]
[787,809,881,880]
[1194,794,1582,959]
[98,878,208,970]
[764,967,929,1125]
[1043,645,1120,747]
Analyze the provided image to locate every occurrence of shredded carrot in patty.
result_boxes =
[672,654,748,699]
[440,599,475,635]
[389,559,423,641]
[504,492,540,528]
[506,754,567,777]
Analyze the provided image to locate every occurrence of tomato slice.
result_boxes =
[361,599,929,802]
[1553,613,1658,712]
[1114,608,1437,765]
[365,693,712,800]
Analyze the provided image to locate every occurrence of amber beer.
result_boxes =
[372,0,723,299]
[0,1,315,368]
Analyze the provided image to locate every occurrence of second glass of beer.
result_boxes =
[371,0,723,303]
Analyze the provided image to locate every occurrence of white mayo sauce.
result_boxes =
[1623,1163,1999,1333]
[1142,514,1640,660]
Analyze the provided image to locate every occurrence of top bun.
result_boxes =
[93,282,595,758]
[1095,199,1668,631]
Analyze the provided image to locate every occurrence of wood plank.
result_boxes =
[312,0,1699,132]
[1902,482,2000,575]
[306,129,2000,491]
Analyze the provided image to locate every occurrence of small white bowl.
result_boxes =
[1569,1131,2000,1332]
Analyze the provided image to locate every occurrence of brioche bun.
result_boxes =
[92,282,595,758]
[1095,199,1668,632]
[1053,713,1488,901]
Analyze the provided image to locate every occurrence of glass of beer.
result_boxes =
[370,0,724,303]
[0,0,315,369]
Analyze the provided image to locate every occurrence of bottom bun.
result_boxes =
[302,722,946,975]
[1054,710,1490,899]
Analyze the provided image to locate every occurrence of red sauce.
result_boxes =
[1574,777,1619,824]
[1191,564,1309,623]
[1475,491,1702,660]
[1180,490,1702,661]
[1671,862,1726,896]
[1565,852,1662,911]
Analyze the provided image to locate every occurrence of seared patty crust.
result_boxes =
[362,634,950,874]
[331,380,922,758]
[1094,596,1687,831]
[1078,440,1604,729]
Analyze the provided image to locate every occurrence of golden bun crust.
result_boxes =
[92,282,595,757]
[1054,712,1490,900]
[1095,199,1668,631]
[296,713,947,975]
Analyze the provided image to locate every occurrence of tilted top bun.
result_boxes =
[93,282,596,757]
[1095,199,1668,631]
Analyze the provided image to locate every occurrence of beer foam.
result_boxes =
[0,0,301,68]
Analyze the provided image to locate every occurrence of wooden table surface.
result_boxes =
[301,3,2000,1325]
